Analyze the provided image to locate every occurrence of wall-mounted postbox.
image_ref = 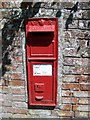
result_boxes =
[26,18,58,106]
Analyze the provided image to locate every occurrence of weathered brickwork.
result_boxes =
[1,0,90,119]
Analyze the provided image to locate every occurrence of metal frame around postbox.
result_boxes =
[26,18,58,106]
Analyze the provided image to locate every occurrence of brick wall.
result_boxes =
[1,0,90,119]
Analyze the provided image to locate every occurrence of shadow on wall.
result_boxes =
[65,2,78,30]
[2,17,21,76]
[2,1,61,77]
[2,2,42,77]
[2,1,90,84]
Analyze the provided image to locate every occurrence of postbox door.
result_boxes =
[28,61,57,106]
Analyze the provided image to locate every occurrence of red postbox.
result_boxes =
[26,18,58,106]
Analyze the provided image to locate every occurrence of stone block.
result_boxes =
[57,110,74,117]
[75,111,89,118]
[82,10,90,19]
[79,20,90,29]
[63,58,90,67]
[12,108,28,114]
[73,91,89,98]
[62,90,73,97]
[62,75,79,83]
[2,86,11,94]
[61,2,74,9]
[12,102,27,108]
[3,94,12,101]
[62,83,80,90]
[73,105,89,111]
[79,2,90,10]
[60,104,72,111]
[12,114,30,118]
[77,30,90,39]
[29,110,51,116]
[12,87,25,95]
[63,48,80,57]
[63,66,83,75]
[2,106,12,113]
[2,113,12,118]
[62,97,79,104]
[12,95,26,101]
[0,107,2,113]
[64,20,78,29]
[2,100,12,107]
[79,98,89,105]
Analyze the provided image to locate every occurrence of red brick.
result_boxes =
[62,83,80,90]
[62,90,73,97]
[62,97,79,104]
[12,88,25,95]
[11,73,23,80]
[73,105,89,111]
[61,104,72,111]
[79,98,89,105]
[79,75,90,83]
[57,110,74,117]
[11,66,17,71]
[62,75,79,83]
[10,80,24,86]
[16,56,22,63]
[80,83,90,91]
